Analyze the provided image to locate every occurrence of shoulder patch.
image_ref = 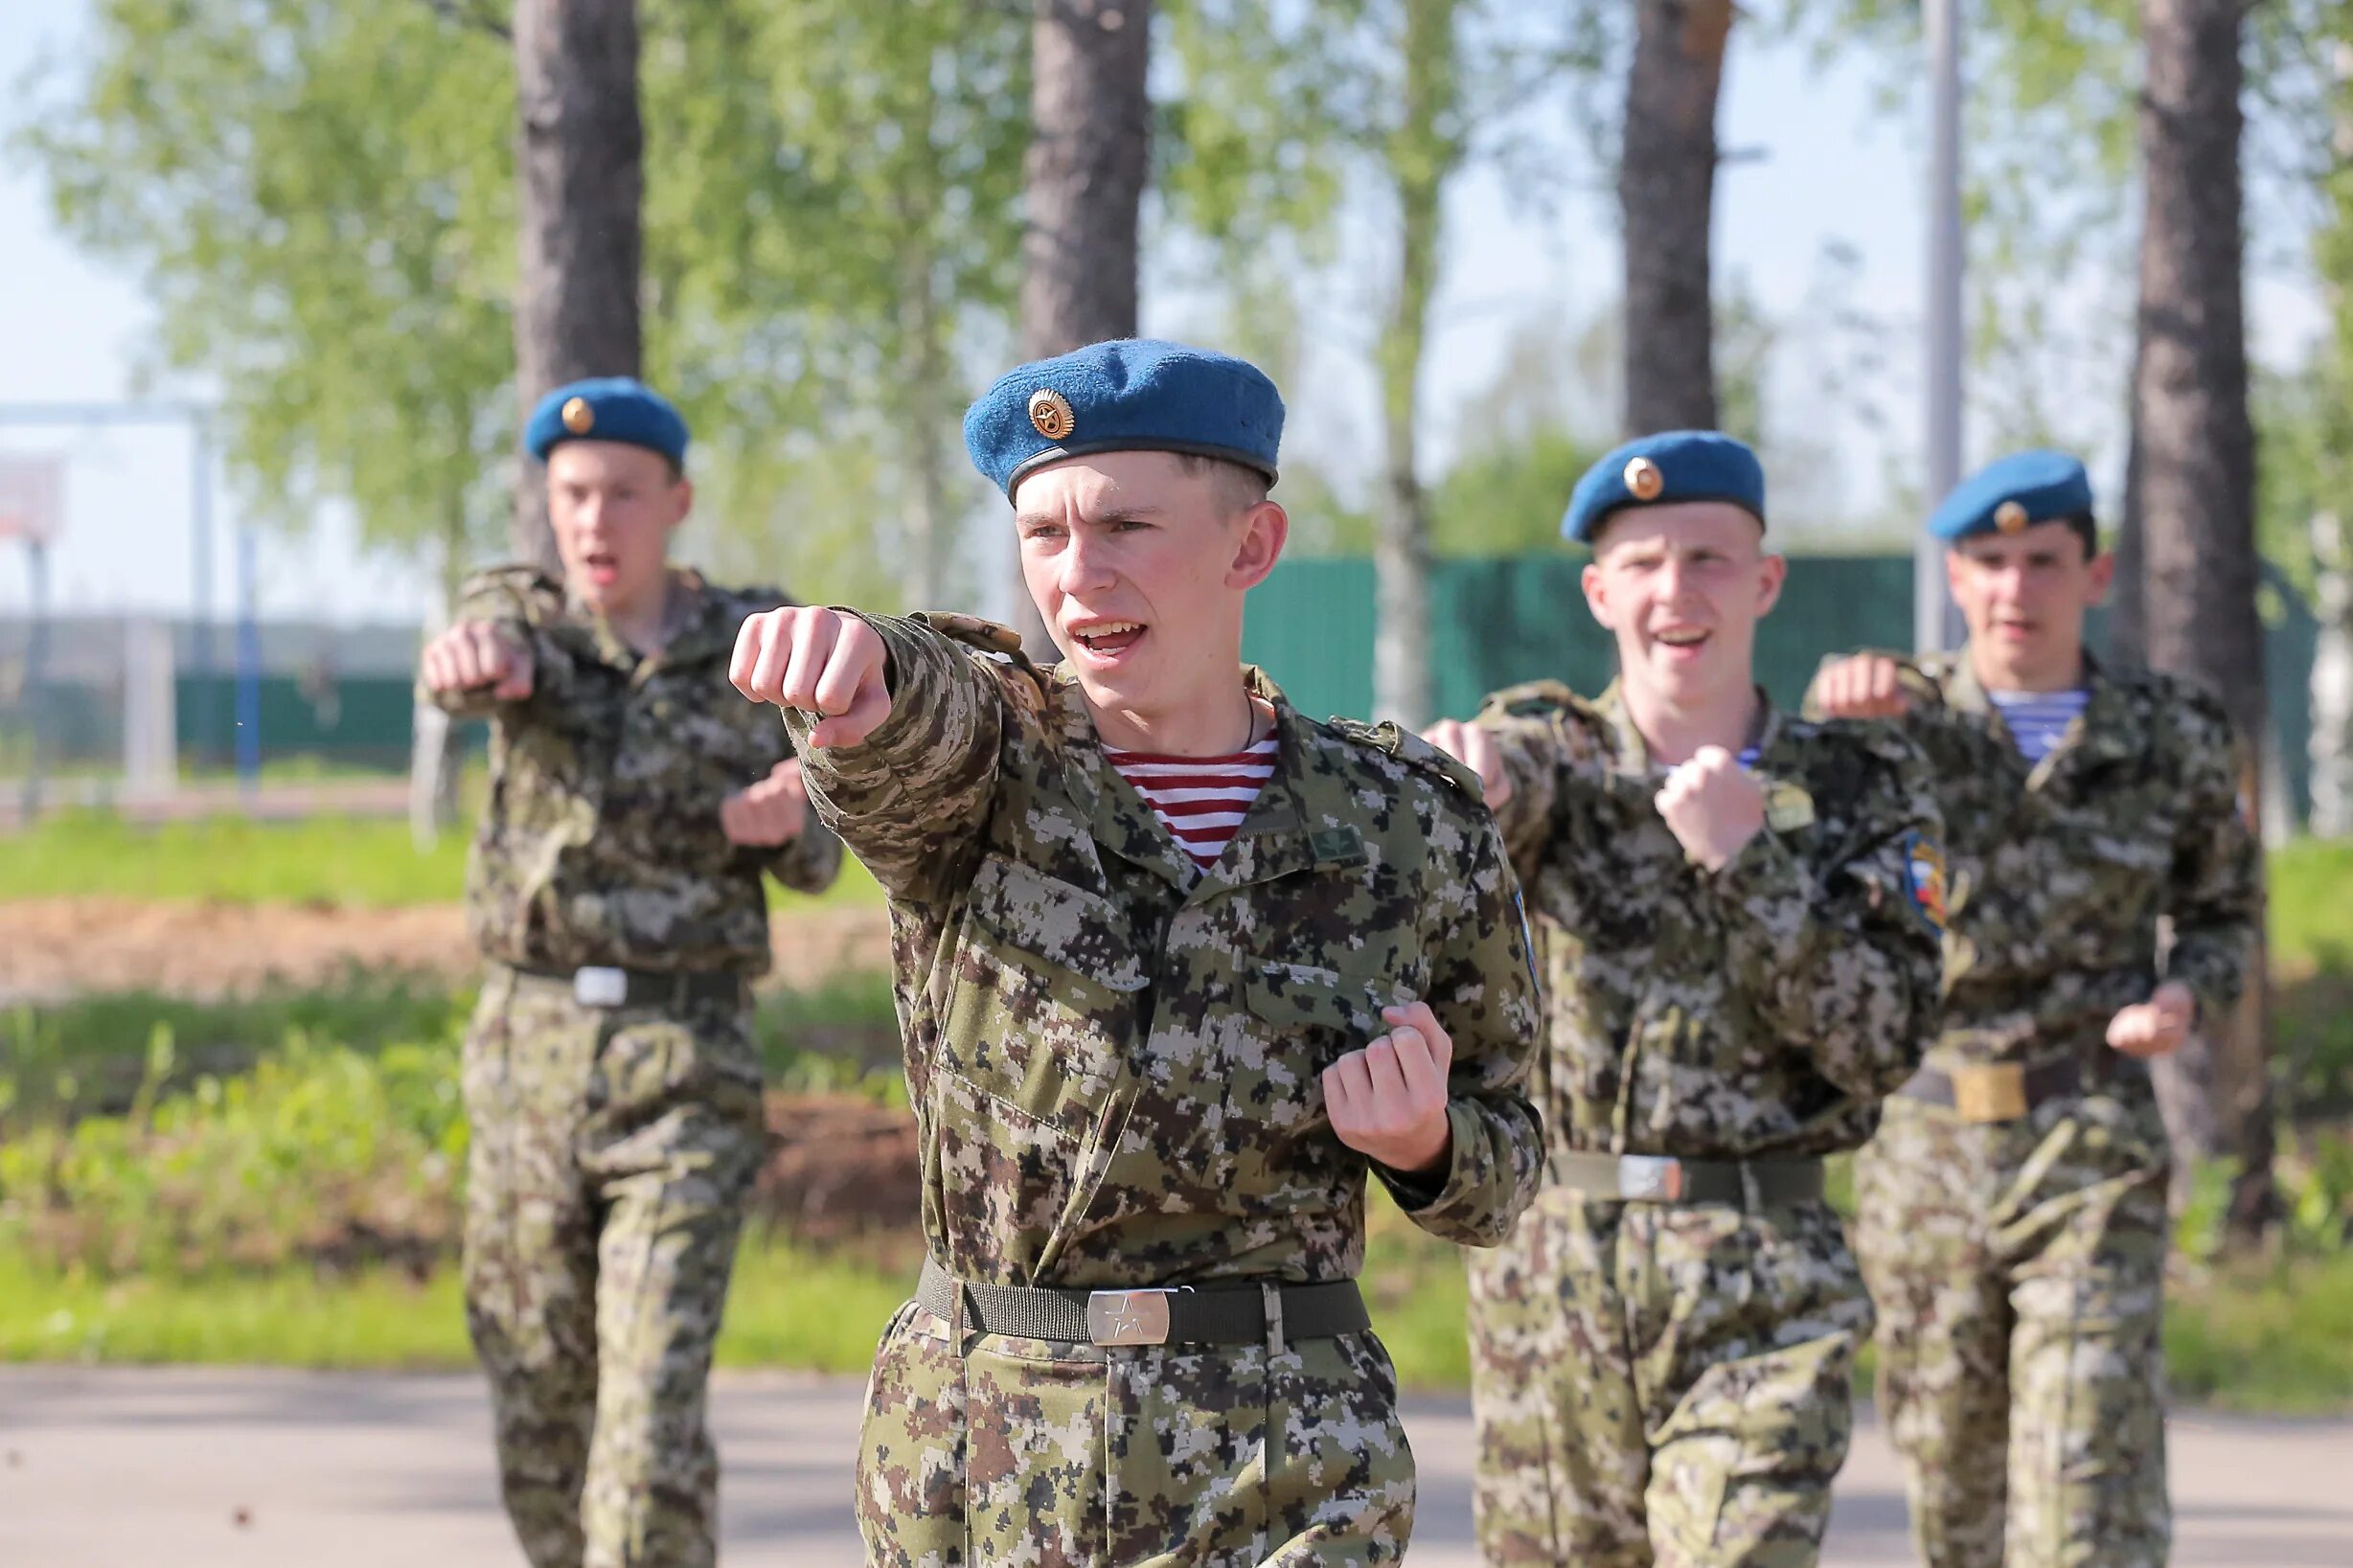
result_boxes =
[1324,716,1485,798]
[913,611,1027,656]
[1900,830,1950,933]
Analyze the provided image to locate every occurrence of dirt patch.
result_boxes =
[0,898,891,1003]
[752,1093,924,1242]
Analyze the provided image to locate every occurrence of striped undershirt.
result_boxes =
[1104,736,1280,872]
[1986,687,2090,762]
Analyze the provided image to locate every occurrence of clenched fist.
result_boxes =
[1325,1001,1455,1176]
[730,606,893,748]
[721,758,810,847]
[1421,719,1513,812]
[1812,653,1912,719]
[1656,745,1765,872]
[421,620,534,701]
[2107,981,2197,1059]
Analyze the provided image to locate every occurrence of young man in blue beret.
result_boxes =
[730,337,1543,1564]
[1423,431,1948,1565]
[418,376,841,1568]
[1809,450,2260,1568]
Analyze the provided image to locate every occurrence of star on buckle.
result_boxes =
[1952,1062,2028,1123]
[1086,1289,1175,1347]
[1618,1154,1684,1202]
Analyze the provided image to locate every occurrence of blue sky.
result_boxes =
[0,3,2327,624]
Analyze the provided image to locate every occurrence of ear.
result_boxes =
[1580,557,1614,631]
[1226,500,1289,590]
[666,475,696,532]
[1754,551,1788,618]
[2085,548,2115,605]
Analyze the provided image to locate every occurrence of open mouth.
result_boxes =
[582,549,620,586]
[1068,619,1147,660]
[1654,626,1711,657]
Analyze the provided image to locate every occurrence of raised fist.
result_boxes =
[1421,718,1513,812]
[720,758,811,847]
[2107,981,2197,1059]
[729,605,893,749]
[1325,1000,1456,1176]
[422,620,534,701]
[1656,745,1766,872]
[1811,654,1912,720]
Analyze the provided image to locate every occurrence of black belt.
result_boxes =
[505,961,749,1011]
[916,1257,1369,1348]
[1550,1151,1825,1208]
[1897,1052,2136,1124]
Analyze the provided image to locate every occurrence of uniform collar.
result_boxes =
[1946,642,2131,771]
[1052,665,1336,897]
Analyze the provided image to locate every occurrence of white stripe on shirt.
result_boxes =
[1104,738,1278,870]
[1986,687,2090,762]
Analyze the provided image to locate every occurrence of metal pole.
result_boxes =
[191,417,217,773]
[235,522,261,798]
[20,540,47,823]
[1921,0,1966,654]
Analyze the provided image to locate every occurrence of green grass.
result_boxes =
[2165,1250,2353,1413]
[0,810,471,905]
[0,1238,908,1374]
[11,1232,2345,1411]
[0,806,887,910]
[2268,838,2353,975]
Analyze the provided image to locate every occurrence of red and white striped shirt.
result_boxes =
[1104,736,1279,873]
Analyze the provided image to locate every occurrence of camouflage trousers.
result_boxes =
[1856,1086,2170,1568]
[461,965,768,1568]
[1467,1185,1871,1567]
[854,1299,1416,1565]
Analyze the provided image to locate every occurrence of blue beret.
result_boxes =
[1929,450,2093,541]
[963,338,1284,500]
[524,376,690,468]
[1562,431,1766,545]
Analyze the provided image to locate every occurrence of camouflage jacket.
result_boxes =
[784,612,1545,1290]
[1475,680,1947,1161]
[423,565,841,976]
[1807,648,2260,1064]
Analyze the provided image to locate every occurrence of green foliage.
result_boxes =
[13,0,515,576]
[0,978,468,1128]
[1428,430,1599,557]
[2165,1249,2353,1414]
[11,0,1028,604]
[0,1033,467,1277]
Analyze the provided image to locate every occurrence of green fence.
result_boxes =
[5,555,2322,821]
[1241,554,2319,822]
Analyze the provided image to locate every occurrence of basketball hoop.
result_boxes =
[0,454,65,545]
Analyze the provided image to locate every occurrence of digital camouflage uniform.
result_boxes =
[1809,649,2260,1568]
[779,612,1545,1567]
[1467,679,1947,1567]
[427,565,842,1568]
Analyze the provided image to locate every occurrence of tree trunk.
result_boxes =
[1013,0,1152,657]
[1618,0,1732,438]
[512,0,643,576]
[2112,344,2148,665]
[1370,0,1459,729]
[2134,0,2273,1238]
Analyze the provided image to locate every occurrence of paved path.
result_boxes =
[4,1369,2348,1566]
